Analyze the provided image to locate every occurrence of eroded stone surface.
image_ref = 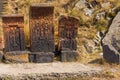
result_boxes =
[2,15,25,52]
[29,52,54,63]
[58,16,79,62]
[4,51,29,63]
[61,49,78,62]
[102,12,120,63]
[29,4,55,63]
[29,4,55,52]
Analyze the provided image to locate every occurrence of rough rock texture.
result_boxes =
[60,39,77,50]
[84,41,95,53]
[4,51,30,63]
[75,0,87,9]
[102,12,120,63]
[60,48,78,62]
[29,52,54,63]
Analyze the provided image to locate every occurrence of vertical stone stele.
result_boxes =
[29,3,55,63]
[58,15,79,62]
[2,14,29,63]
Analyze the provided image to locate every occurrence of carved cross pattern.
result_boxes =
[9,25,21,51]
[59,19,78,39]
[30,5,55,52]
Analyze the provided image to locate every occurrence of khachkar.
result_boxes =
[2,14,29,63]
[58,16,79,62]
[29,4,55,63]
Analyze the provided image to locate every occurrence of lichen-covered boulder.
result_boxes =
[102,12,120,63]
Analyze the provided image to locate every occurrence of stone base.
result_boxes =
[60,50,78,62]
[4,51,30,63]
[29,52,54,63]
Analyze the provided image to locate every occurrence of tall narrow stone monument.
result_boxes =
[29,4,55,63]
[58,16,79,62]
[2,14,29,63]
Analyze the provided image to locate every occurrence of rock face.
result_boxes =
[102,12,120,63]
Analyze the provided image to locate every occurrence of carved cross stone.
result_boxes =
[58,16,79,50]
[30,4,55,52]
[2,14,25,52]
[2,14,29,63]
[58,16,79,62]
[29,4,55,63]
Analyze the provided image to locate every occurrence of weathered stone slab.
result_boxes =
[29,52,54,63]
[2,14,25,52]
[58,16,79,62]
[102,12,120,63]
[29,4,55,52]
[29,4,55,63]
[61,49,78,62]
[30,40,54,52]
[58,16,79,50]
[4,51,30,63]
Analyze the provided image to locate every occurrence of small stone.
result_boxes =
[84,8,94,16]
[96,12,106,20]
[84,43,93,53]
[101,2,111,9]
[75,0,87,9]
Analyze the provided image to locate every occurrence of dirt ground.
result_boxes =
[77,53,120,80]
[0,53,120,80]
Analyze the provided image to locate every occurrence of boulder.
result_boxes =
[102,12,120,63]
[84,42,93,53]
[75,0,87,9]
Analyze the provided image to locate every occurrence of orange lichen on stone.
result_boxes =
[4,51,29,63]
